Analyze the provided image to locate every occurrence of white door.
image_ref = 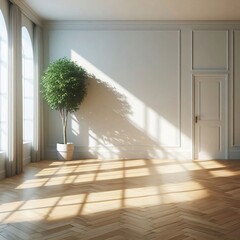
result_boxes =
[194,75,227,160]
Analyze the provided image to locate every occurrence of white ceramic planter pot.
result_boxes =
[56,143,74,160]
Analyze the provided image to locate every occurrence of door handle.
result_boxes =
[195,116,198,123]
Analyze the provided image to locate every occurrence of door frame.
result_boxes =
[192,73,228,160]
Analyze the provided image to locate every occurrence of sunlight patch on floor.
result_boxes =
[2,159,232,225]
[156,164,186,174]
[209,169,240,177]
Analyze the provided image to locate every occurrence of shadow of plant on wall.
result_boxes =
[72,76,175,159]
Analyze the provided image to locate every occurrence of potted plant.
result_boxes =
[41,57,88,160]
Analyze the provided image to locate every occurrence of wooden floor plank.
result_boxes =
[0,159,240,239]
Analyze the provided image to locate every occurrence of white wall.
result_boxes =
[44,21,240,160]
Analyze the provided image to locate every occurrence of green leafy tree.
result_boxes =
[41,57,88,144]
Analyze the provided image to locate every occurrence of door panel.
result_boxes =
[199,126,221,157]
[199,80,220,121]
[194,75,227,160]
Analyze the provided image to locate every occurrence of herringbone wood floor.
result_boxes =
[0,159,240,240]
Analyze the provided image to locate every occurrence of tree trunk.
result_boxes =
[60,109,68,144]
[63,123,67,144]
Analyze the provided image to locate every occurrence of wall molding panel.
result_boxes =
[192,30,229,71]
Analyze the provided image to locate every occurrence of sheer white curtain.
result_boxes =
[32,24,44,162]
[6,3,23,176]
[0,5,8,154]
[4,1,43,177]
[0,0,9,179]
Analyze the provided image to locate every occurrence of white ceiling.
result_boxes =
[23,0,240,21]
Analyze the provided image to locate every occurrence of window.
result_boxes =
[0,10,8,152]
[22,27,34,144]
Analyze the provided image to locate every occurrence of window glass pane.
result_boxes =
[22,27,34,143]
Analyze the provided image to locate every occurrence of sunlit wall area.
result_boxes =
[69,31,181,147]
[45,26,192,160]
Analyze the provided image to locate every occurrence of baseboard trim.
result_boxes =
[45,145,192,161]
[228,150,240,160]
